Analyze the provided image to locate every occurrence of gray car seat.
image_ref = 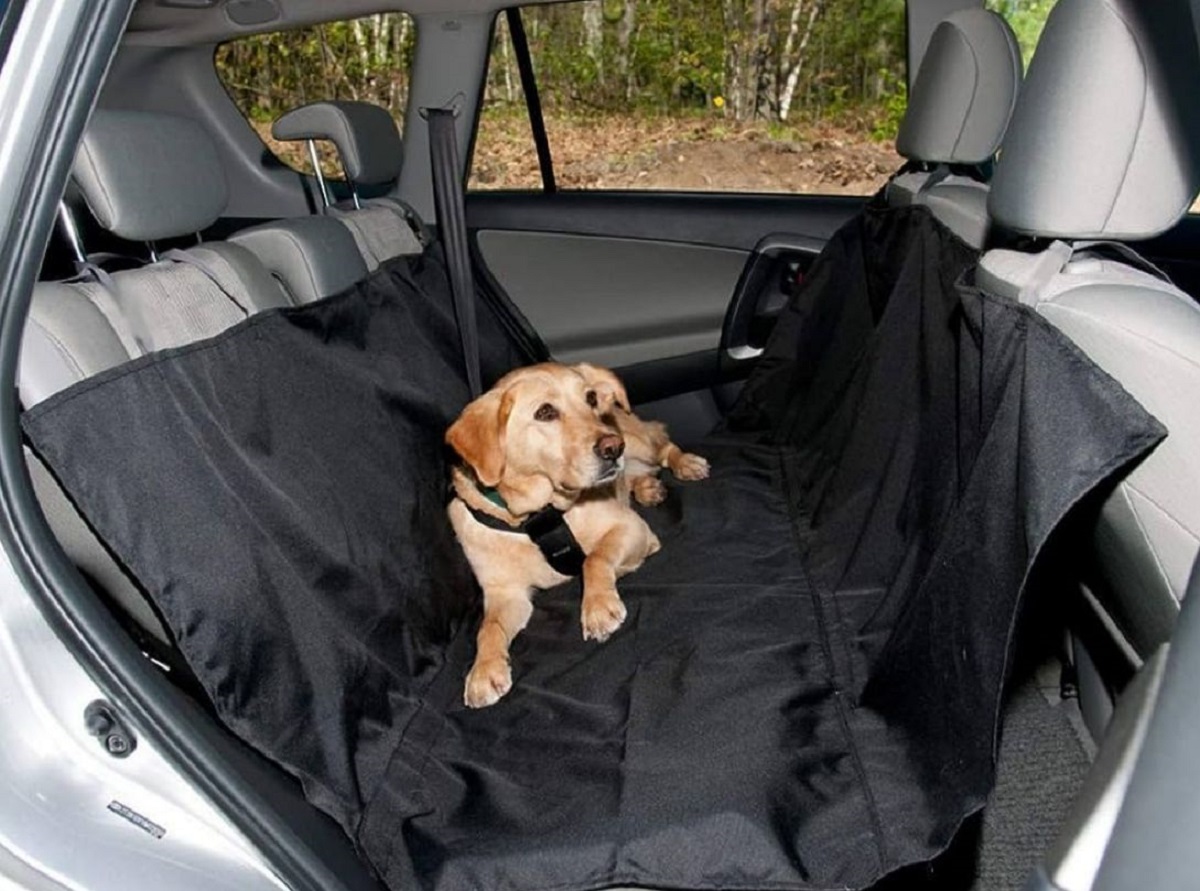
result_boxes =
[976,0,1200,732]
[21,108,369,649]
[887,8,1022,247]
[271,100,427,269]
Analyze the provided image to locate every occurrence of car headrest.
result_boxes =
[72,109,228,242]
[272,101,403,186]
[895,9,1022,166]
[989,0,1200,240]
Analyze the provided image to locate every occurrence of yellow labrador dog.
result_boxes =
[446,362,709,708]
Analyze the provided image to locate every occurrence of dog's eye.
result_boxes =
[534,403,559,422]
[586,390,598,408]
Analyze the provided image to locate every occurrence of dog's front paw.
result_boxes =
[464,658,512,708]
[582,591,627,642]
[672,452,710,481]
[632,475,667,506]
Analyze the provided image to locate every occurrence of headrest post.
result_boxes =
[272,102,404,193]
[306,139,332,212]
[146,242,159,263]
[348,181,362,210]
[56,200,86,265]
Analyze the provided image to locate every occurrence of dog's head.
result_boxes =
[446,363,628,513]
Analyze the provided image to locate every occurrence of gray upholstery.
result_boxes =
[974,0,1200,717]
[331,203,424,271]
[989,0,1200,239]
[272,100,403,185]
[886,9,1021,248]
[271,101,425,267]
[232,215,368,304]
[978,244,1200,658]
[20,283,131,406]
[24,108,351,647]
[73,109,228,241]
[888,172,991,246]
[896,8,1021,165]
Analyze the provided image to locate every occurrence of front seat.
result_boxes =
[976,0,1200,732]
[887,7,1022,247]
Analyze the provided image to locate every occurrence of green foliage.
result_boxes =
[869,69,907,142]
[214,0,1053,134]
[215,13,414,124]
[986,0,1056,68]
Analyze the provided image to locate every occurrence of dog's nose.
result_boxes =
[595,434,625,461]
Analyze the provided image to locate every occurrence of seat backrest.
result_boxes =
[272,100,426,269]
[888,8,1022,247]
[25,109,303,646]
[979,0,1200,681]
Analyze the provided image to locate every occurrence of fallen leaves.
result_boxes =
[253,111,902,197]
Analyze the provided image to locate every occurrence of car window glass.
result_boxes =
[215,13,415,177]
[471,0,907,195]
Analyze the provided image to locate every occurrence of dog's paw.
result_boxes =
[464,658,512,708]
[582,591,627,642]
[632,475,667,506]
[672,452,710,481]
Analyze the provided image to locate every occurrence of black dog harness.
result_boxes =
[458,485,587,577]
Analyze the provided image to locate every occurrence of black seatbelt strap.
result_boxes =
[506,8,556,193]
[425,105,483,399]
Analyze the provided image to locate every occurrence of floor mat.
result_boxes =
[974,674,1091,890]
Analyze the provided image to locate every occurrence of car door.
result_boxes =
[464,5,906,429]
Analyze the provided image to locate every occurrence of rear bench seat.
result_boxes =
[22,107,376,649]
[887,8,1022,247]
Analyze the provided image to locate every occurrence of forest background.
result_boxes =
[216,0,1052,194]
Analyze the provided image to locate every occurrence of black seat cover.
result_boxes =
[22,204,1161,891]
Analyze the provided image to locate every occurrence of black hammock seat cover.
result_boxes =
[23,204,1163,891]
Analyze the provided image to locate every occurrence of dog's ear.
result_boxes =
[446,388,514,487]
[573,363,631,412]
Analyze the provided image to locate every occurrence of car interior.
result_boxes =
[12,0,1200,888]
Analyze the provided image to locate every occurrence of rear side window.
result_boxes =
[985,0,1055,67]
[471,0,907,196]
[215,14,414,177]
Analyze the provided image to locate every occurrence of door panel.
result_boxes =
[468,191,864,373]
[476,231,747,366]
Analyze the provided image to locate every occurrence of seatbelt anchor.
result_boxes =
[418,93,467,121]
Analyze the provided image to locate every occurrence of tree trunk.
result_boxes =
[723,0,742,118]
[779,0,823,122]
[746,0,766,119]
[617,0,637,101]
[501,17,515,103]
[582,0,604,85]
[352,18,370,74]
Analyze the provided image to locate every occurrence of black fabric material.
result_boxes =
[23,204,1162,891]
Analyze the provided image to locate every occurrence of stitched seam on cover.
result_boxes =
[1119,484,1179,599]
[27,318,86,382]
[77,141,119,231]
[949,25,982,161]
[1098,0,1148,234]
[275,229,322,301]
[777,447,889,873]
